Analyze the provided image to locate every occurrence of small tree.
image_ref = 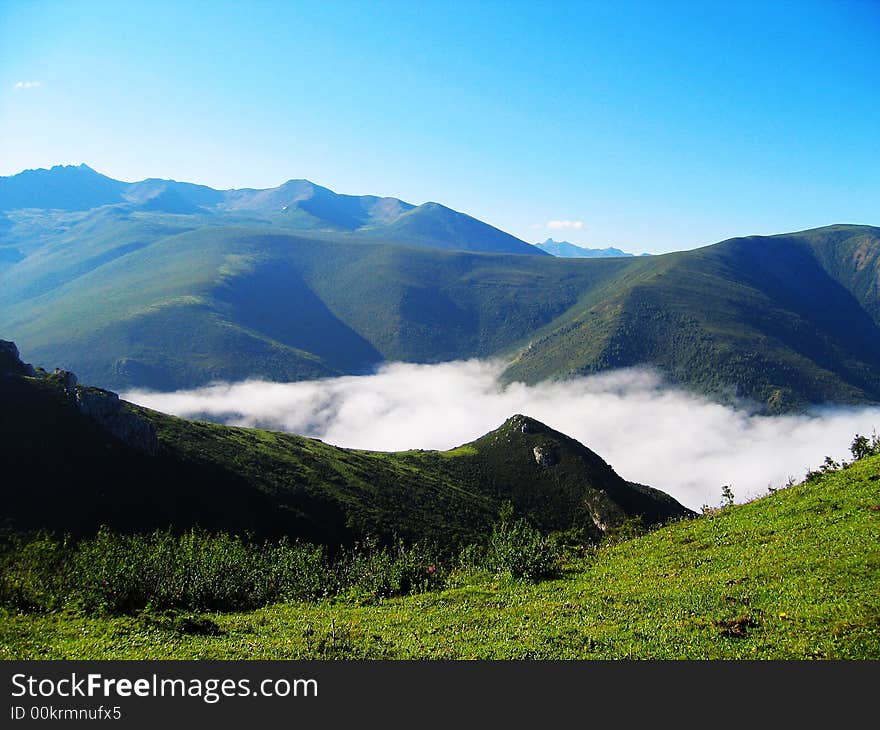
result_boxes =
[851,435,871,461]
[851,432,880,461]
[720,485,735,507]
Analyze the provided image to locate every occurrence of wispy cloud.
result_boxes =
[546,219,585,230]
[13,80,42,90]
[124,361,880,511]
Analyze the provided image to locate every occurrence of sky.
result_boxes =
[1,0,878,253]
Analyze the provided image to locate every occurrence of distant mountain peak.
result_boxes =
[418,201,447,212]
[536,239,644,258]
[46,163,98,173]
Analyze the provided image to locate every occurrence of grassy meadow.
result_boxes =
[2,451,877,660]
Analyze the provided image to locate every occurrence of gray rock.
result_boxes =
[533,445,559,467]
[53,368,78,392]
[75,387,159,456]
[588,507,610,533]
[0,339,20,361]
[586,489,627,533]
[0,339,36,376]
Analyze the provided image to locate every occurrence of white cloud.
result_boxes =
[124,361,880,511]
[13,81,41,90]
[546,219,585,230]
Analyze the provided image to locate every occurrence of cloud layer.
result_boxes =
[13,81,41,90]
[124,361,880,510]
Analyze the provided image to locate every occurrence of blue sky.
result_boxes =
[1,0,877,253]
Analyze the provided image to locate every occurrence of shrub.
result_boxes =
[0,528,447,616]
[851,432,880,461]
[332,538,447,601]
[485,507,560,581]
[720,485,735,507]
[0,531,68,612]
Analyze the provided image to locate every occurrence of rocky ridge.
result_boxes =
[1,339,157,455]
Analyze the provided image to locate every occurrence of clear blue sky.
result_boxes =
[1,0,878,253]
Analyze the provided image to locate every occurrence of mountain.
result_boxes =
[362,202,542,254]
[506,224,880,411]
[5,399,878,658]
[535,239,645,258]
[0,164,126,211]
[0,344,691,545]
[0,164,544,256]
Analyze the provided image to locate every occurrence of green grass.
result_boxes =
[3,453,877,659]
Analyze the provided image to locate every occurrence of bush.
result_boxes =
[0,528,446,616]
[0,531,68,612]
[332,538,447,601]
[266,538,329,602]
[484,506,560,581]
[851,432,880,461]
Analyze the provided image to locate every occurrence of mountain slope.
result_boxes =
[2,219,879,410]
[505,224,880,411]
[0,226,627,389]
[362,202,541,254]
[0,346,691,546]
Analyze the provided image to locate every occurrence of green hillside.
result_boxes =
[0,351,688,547]
[504,224,880,410]
[0,226,627,389]
[3,447,877,659]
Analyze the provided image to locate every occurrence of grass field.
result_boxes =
[3,452,877,660]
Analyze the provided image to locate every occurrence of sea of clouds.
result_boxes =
[124,360,880,511]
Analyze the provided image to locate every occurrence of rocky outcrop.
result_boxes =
[75,387,159,456]
[533,445,559,467]
[0,339,36,377]
[53,368,78,393]
[0,339,20,364]
[1,338,159,456]
[585,490,628,533]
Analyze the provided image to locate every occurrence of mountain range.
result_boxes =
[534,238,646,258]
[1,165,878,412]
[0,164,542,255]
